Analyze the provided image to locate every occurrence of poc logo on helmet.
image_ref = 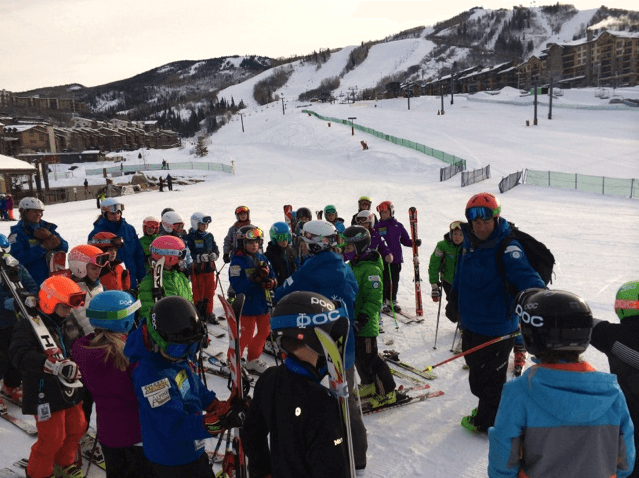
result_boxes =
[516,304,544,327]
[296,310,341,328]
[310,296,334,310]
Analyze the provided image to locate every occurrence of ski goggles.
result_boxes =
[199,216,212,225]
[449,221,462,231]
[87,300,141,321]
[91,236,124,250]
[164,340,201,360]
[150,246,187,259]
[88,252,110,267]
[324,206,337,215]
[244,228,264,240]
[144,220,160,230]
[170,223,185,232]
[42,286,86,309]
[271,232,291,243]
[465,206,495,222]
[102,203,124,213]
[235,206,249,215]
[356,217,372,224]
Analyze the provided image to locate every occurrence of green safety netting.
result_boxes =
[526,170,638,198]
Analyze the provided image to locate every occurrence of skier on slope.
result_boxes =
[72,290,153,478]
[589,280,639,478]
[448,193,544,433]
[137,236,192,322]
[241,291,350,478]
[222,206,252,302]
[184,212,220,324]
[229,225,277,374]
[87,197,147,290]
[273,220,368,474]
[124,296,244,478]
[373,200,420,313]
[10,276,87,478]
[343,225,400,409]
[489,289,635,478]
[8,197,69,286]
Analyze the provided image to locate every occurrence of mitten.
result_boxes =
[431,284,440,302]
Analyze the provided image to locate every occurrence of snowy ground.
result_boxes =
[1,86,638,477]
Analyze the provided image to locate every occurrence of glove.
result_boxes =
[413,239,422,247]
[251,263,270,281]
[43,354,81,381]
[261,278,276,290]
[42,235,61,250]
[445,291,459,323]
[384,254,394,263]
[223,253,230,264]
[354,313,369,335]
[33,228,52,241]
[199,254,209,263]
[210,253,219,262]
[204,397,249,435]
[431,284,440,302]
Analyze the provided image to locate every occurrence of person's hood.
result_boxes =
[523,363,621,424]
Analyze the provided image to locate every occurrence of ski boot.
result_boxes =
[381,300,391,314]
[206,314,219,325]
[245,359,269,374]
[1,383,23,405]
[392,300,401,312]
[53,463,83,478]
[461,409,486,434]
[353,383,376,399]
[368,390,407,409]
[513,345,527,377]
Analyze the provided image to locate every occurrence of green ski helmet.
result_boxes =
[614,280,639,320]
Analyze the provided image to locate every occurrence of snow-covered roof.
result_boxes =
[0,154,36,171]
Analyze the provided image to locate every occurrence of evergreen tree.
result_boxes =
[195,135,208,157]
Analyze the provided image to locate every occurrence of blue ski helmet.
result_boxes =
[269,222,291,244]
[86,290,141,334]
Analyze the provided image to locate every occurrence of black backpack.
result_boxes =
[497,222,555,292]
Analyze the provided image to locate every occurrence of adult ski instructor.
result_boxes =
[447,192,545,433]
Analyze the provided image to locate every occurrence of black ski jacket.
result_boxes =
[10,311,84,415]
[264,242,297,286]
[241,357,348,478]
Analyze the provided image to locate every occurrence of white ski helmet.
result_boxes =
[190,212,212,231]
[301,220,338,254]
[18,197,45,214]
[355,210,375,228]
[161,211,185,233]
[100,197,125,217]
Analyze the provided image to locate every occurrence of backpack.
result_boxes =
[496,222,555,292]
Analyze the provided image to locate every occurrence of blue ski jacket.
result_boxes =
[124,325,217,467]
[9,220,68,286]
[453,218,545,337]
[88,217,147,289]
[273,250,358,369]
[488,362,635,478]
[229,250,276,316]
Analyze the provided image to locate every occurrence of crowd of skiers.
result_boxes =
[0,191,637,478]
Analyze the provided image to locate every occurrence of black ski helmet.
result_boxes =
[236,225,263,251]
[342,225,371,257]
[147,296,204,352]
[295,207,312,221]
[516,289,593,356]
[270,291,349,355]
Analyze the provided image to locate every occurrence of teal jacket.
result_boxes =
[349,250,383,337]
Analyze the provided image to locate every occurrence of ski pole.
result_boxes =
[84,434,99,477]
[215,262,227,298]
[450,323,460,353]
[423,331,520,373]
[387,262,399,330]
[433,283,442,349]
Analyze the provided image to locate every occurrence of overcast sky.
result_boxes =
[0,0,634,92]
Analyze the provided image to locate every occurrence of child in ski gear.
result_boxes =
[138,236,192,321]
[373,200,418,312]
[242,291,350,478]
[223,205,251,263]
[184,212,219,323]
[323,204,345,234]
[449,193,545,433]
[350,195,378,226]
[264,221,298,286]
[124,296,237,478]
[590,280,639,478]
[89,232,131,292]
[9,275,87,478]
[342,226,398,408]
[140,215,160,272]
[428,220,463,308]
[5,194,15,221]
[229,226,276,374]
[68,244,109,335]
[488,289,635,477]
[88,198,147,289]
[0,241,38,408]
[292,207,313,261]
[8,197,69,286]
[354,210,390,258]
[72,290,153,478]
[273,220,367,472]
[158,210,192,273]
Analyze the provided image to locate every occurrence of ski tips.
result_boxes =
[423,366,433,374]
